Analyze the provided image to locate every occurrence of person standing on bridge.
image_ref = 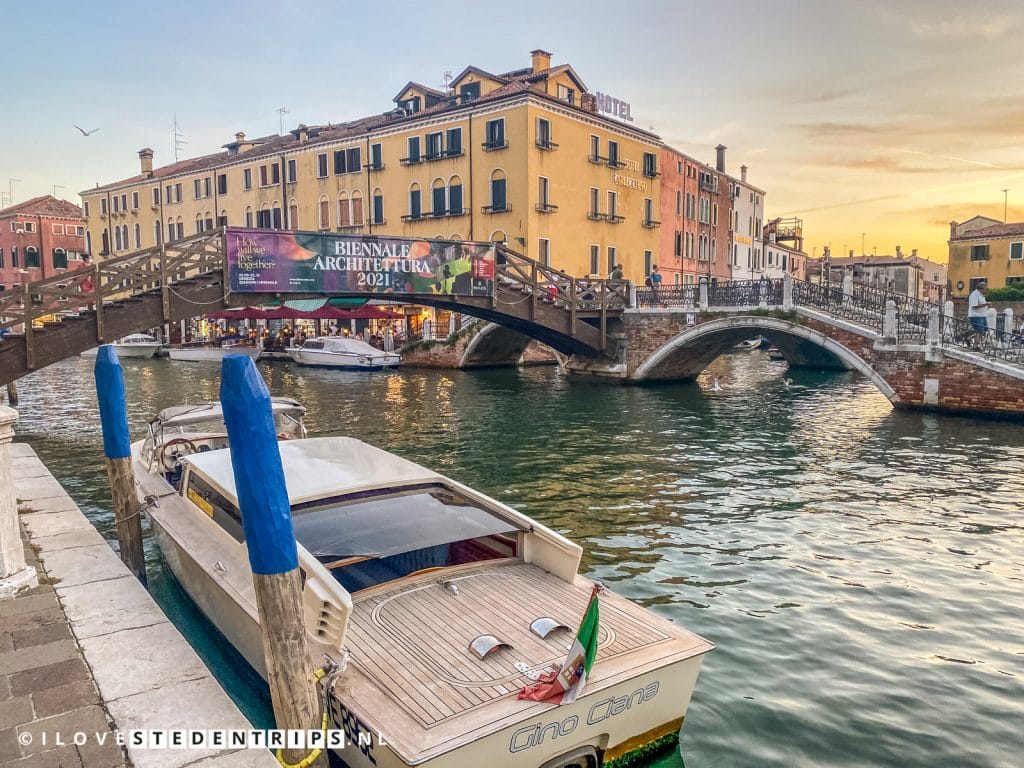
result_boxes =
[650,264,663,304]
[968,280,990,345]
[609,264,623,281]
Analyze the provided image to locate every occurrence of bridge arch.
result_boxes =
[459,322,536,367]
[632,316,899,403]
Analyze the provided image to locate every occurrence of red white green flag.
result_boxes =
[518,585,601,704]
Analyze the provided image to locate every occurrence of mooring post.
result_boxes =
[220,356,326,768]
[5,382,17,406]
[93,347,147,585]
[0,405,38,599]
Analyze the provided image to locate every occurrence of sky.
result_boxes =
[2,0,1023,264]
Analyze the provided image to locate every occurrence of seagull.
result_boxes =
[711,377,723,392]
[73,125,100,136]
[783,378,792,388]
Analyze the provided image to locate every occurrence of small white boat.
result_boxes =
[132,407,713,768]
[287,336,400,370]
[167,340,262,362]
[80,333,162,359]
[735,336,769,351]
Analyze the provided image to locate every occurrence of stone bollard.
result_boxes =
[943,300,956,342]
[883,299,897,342]
[842,273,854,306]
[1004,308,1014,342]
[986,307,998,337]
[0,406,38,599]
[927,307,940,344]
[699,277,709,311]
[783,273,793,311]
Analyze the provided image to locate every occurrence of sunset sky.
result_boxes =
[2,0,1021,263]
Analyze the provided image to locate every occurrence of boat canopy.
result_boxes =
[183,436,442,506]
[155,397,305,429]
[120,334,158,344]
[301,337,387,356]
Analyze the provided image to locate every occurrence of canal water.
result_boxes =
[10,352,1023,768]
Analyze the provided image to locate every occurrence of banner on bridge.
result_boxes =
[226,228,495,297]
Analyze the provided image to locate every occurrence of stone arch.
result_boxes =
[460,322,536,368]
[632,316,899,403]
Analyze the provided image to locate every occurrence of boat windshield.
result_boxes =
[293,484,523,591]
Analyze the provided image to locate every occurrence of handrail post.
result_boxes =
[530,262,537,320]
[569,279,577,336]
[94,260,105,343]
[160,240,170,323]
[883,299,897,342]
[599,282,608,351]
[782,273,793,311]
[699,277,709,311]
[927,307,940,345]
[21,282,34,371]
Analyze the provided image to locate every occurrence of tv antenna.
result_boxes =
[172,115,188,161]
[442,70,453,91]
[277,107,290,135]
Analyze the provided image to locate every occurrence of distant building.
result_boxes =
[948,216,1024,298]
[0,195,87,294]
[727,164,767,282]
[812,251,924,299]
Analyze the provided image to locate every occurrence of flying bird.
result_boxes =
[73,125,99,136]
[710,377,723,392]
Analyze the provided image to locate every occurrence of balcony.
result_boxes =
[642,219,661,229]
[481,141,508,152]
[481,204,510,214]
[643,168,660,178]
[587,211,605,221]
[399,156,423,166]
[401,213,424,222]
[535,139,559,151]
[607,158,626,169]
[699,179,715,193]
[587,154,608,165]
[606,214,625,224]
[536,203,558,213]
[430,208,467,218]
[364,162,386,172]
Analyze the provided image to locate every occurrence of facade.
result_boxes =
[816,254,924,299]
[947,216,1024,298]
[728,166,766,281]
[81,50,666,285]
[0,196,87,294]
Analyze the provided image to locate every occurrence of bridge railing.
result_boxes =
[494,245,629,313]
[709,279,782,307]
[940,313,1024,364]
[636,284,698,308]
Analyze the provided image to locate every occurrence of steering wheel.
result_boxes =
[159,437,198,471]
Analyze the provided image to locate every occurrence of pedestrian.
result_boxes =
[610,264,623,281]
[968,280,989,345]
[650,264,663,304]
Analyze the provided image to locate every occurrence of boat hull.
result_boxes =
[167,346,261,362]
[80,344,161,358]
[287,348,400,370]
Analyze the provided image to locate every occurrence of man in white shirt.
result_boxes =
[967,280,989,344]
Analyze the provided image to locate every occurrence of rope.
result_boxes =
[166,284,231,306]
[274,655,346,768]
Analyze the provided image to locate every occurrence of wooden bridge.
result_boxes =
[0,229,628,386]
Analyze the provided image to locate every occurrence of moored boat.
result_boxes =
[167,340,262,362]
[132,405,713,768]
[80,333,162,358]
[287,336,400,370]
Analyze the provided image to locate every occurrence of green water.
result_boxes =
[11,352,1024,768]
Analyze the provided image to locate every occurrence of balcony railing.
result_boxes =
[399,156,422,166]
[642,219,661,228]
[536,203,558,213]
[481,141,508,151]
[481,204,510,214]
[587,154,608,165]
[535,139,559,150]
[400,213,424,222]
[587,211,605,221]
[606,214,625,224]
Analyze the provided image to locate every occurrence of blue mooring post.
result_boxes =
[93,346,147,585]
[220,355,325,768]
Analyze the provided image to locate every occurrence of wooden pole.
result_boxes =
[4,382,16,406]
[220,355,325,768]
[93,347,147,585]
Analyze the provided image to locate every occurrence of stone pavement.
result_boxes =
[0,532,126,767]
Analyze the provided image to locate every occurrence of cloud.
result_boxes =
[813,154,949,174]
[910,14,1018,39]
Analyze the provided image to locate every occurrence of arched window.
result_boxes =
[245,206,254,228]
[134,223,141,249]
[258,203,271,229]
[114,227,122,251]
[287,200,297,230]
[25,246,40,269]
[371,187,384,224]
[448,175,463,215]
[408,182,422,220]
[175,216,183,240]
[318,195,330,230]
[53,248,68,270]
[204,211,213,231]
[272,202,282,230]
[350,191,363,225]
[166,218,174,242]
[449,233,462,240]
[431,178,446,217]
[488,170,506,212]
[154,220,162,245]
[195,213,204,234]
[489,230,507,244]
[122,225,129,250]
[711,237,716,262]
[101,228,109,254]
[338,192,350,226]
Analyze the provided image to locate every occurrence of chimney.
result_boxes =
[849,249,855,258]
[294,124,309,143]
[949,220,958,239]
[235,132,246,143]
[138,148,154,179]
[740,164,748,183]
[715,144,727,173]
[895,245,902,258]
[530,49,552,73]
[911,248,918,258]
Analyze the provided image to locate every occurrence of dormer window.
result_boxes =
[459,82,480,103]
[557,84,575,105]
[400,96,421,114]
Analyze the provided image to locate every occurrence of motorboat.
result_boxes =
[767,346,786,361]
[735,336,769,351]
[167,339,262,362]
[80,333,162,359]
[132,411,713,768]
[287,336,400,370]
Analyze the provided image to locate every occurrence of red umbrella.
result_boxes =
[338,306,405,320]
[206,306,267,320]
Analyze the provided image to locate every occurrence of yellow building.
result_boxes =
[947,216,1024,297]
[80,50,662,283]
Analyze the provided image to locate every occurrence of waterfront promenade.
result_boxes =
[1,435,277,768]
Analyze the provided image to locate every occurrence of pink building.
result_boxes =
[0,196,87,294]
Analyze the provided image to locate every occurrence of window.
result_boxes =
[259,165,269,186]
[557,83,575,104]
[338,194,351,227]
[607,191,619,221]
[483,119,504,150]
[114,226,122,250]
[590,244,600,275]
[674,231,682,257]
[1010,242,1023,260]
[314,153,327,178]
[644,250,653,275]
[0,248,4,269]
[536,118,553,149]
[712,203,718,226]
[245,206,254,228]
[372,190,384,224]
[459,82,480,103]
[25,247,40,269]
[426,132,443,160]
[607,141,620,168]
[112,195,120,213]
[319,196,330,230]
[350,194,363,225]
[52,223,64,235]
[243,168,253,190]
[432,181,446,216]
[120,194,127,211]
[11,245,18,267]
[52,248,68,270]
[408,185,422,220]
[445,128,462,156]
[607,246,616,273]
[333,150,346,174]
[538,238,550,266]
[256,207,272,228]
[489,175,507,212]
[287,159,297,183]
[134,223,141,249]
[589,135,601,162]
[676,191,682,216]
[643,152,658,177]
[195,214,204,234]
[400,96,421,114]
[217,174,227,195]
[971,244,989,262]
[271,163,280,185]
[288,201,297,229]
[346,147,361,173]
[448,180,463,215]
[643,198,655,226]
[369,143,383,170]
[538,176,551,211]
[969,277,987,291]
[194,179,202,199]
[84,201,90,217]
[589,187,600,218]
[154,220,162,244]
[131,191,139,209]
[405,136,421,164]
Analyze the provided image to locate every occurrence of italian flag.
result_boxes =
[518,586,600,704]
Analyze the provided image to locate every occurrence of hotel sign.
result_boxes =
[594,91,633,122]
[226,228,495,297]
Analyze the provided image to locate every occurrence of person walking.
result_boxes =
[968,280,990,345]
[650,264,663,304]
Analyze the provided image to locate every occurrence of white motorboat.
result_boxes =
[287,336,400,370]
[80,333,162,359]
[132,406,713,768]
[167,340,262,362]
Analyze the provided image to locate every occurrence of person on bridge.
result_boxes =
[609,264,623,281]
[650,265,663,304]
[968,280,990,345]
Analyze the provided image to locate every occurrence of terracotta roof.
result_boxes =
[951,221,1024,239]
[0,194,83,219]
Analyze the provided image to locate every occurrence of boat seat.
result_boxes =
[332,544,448,592]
